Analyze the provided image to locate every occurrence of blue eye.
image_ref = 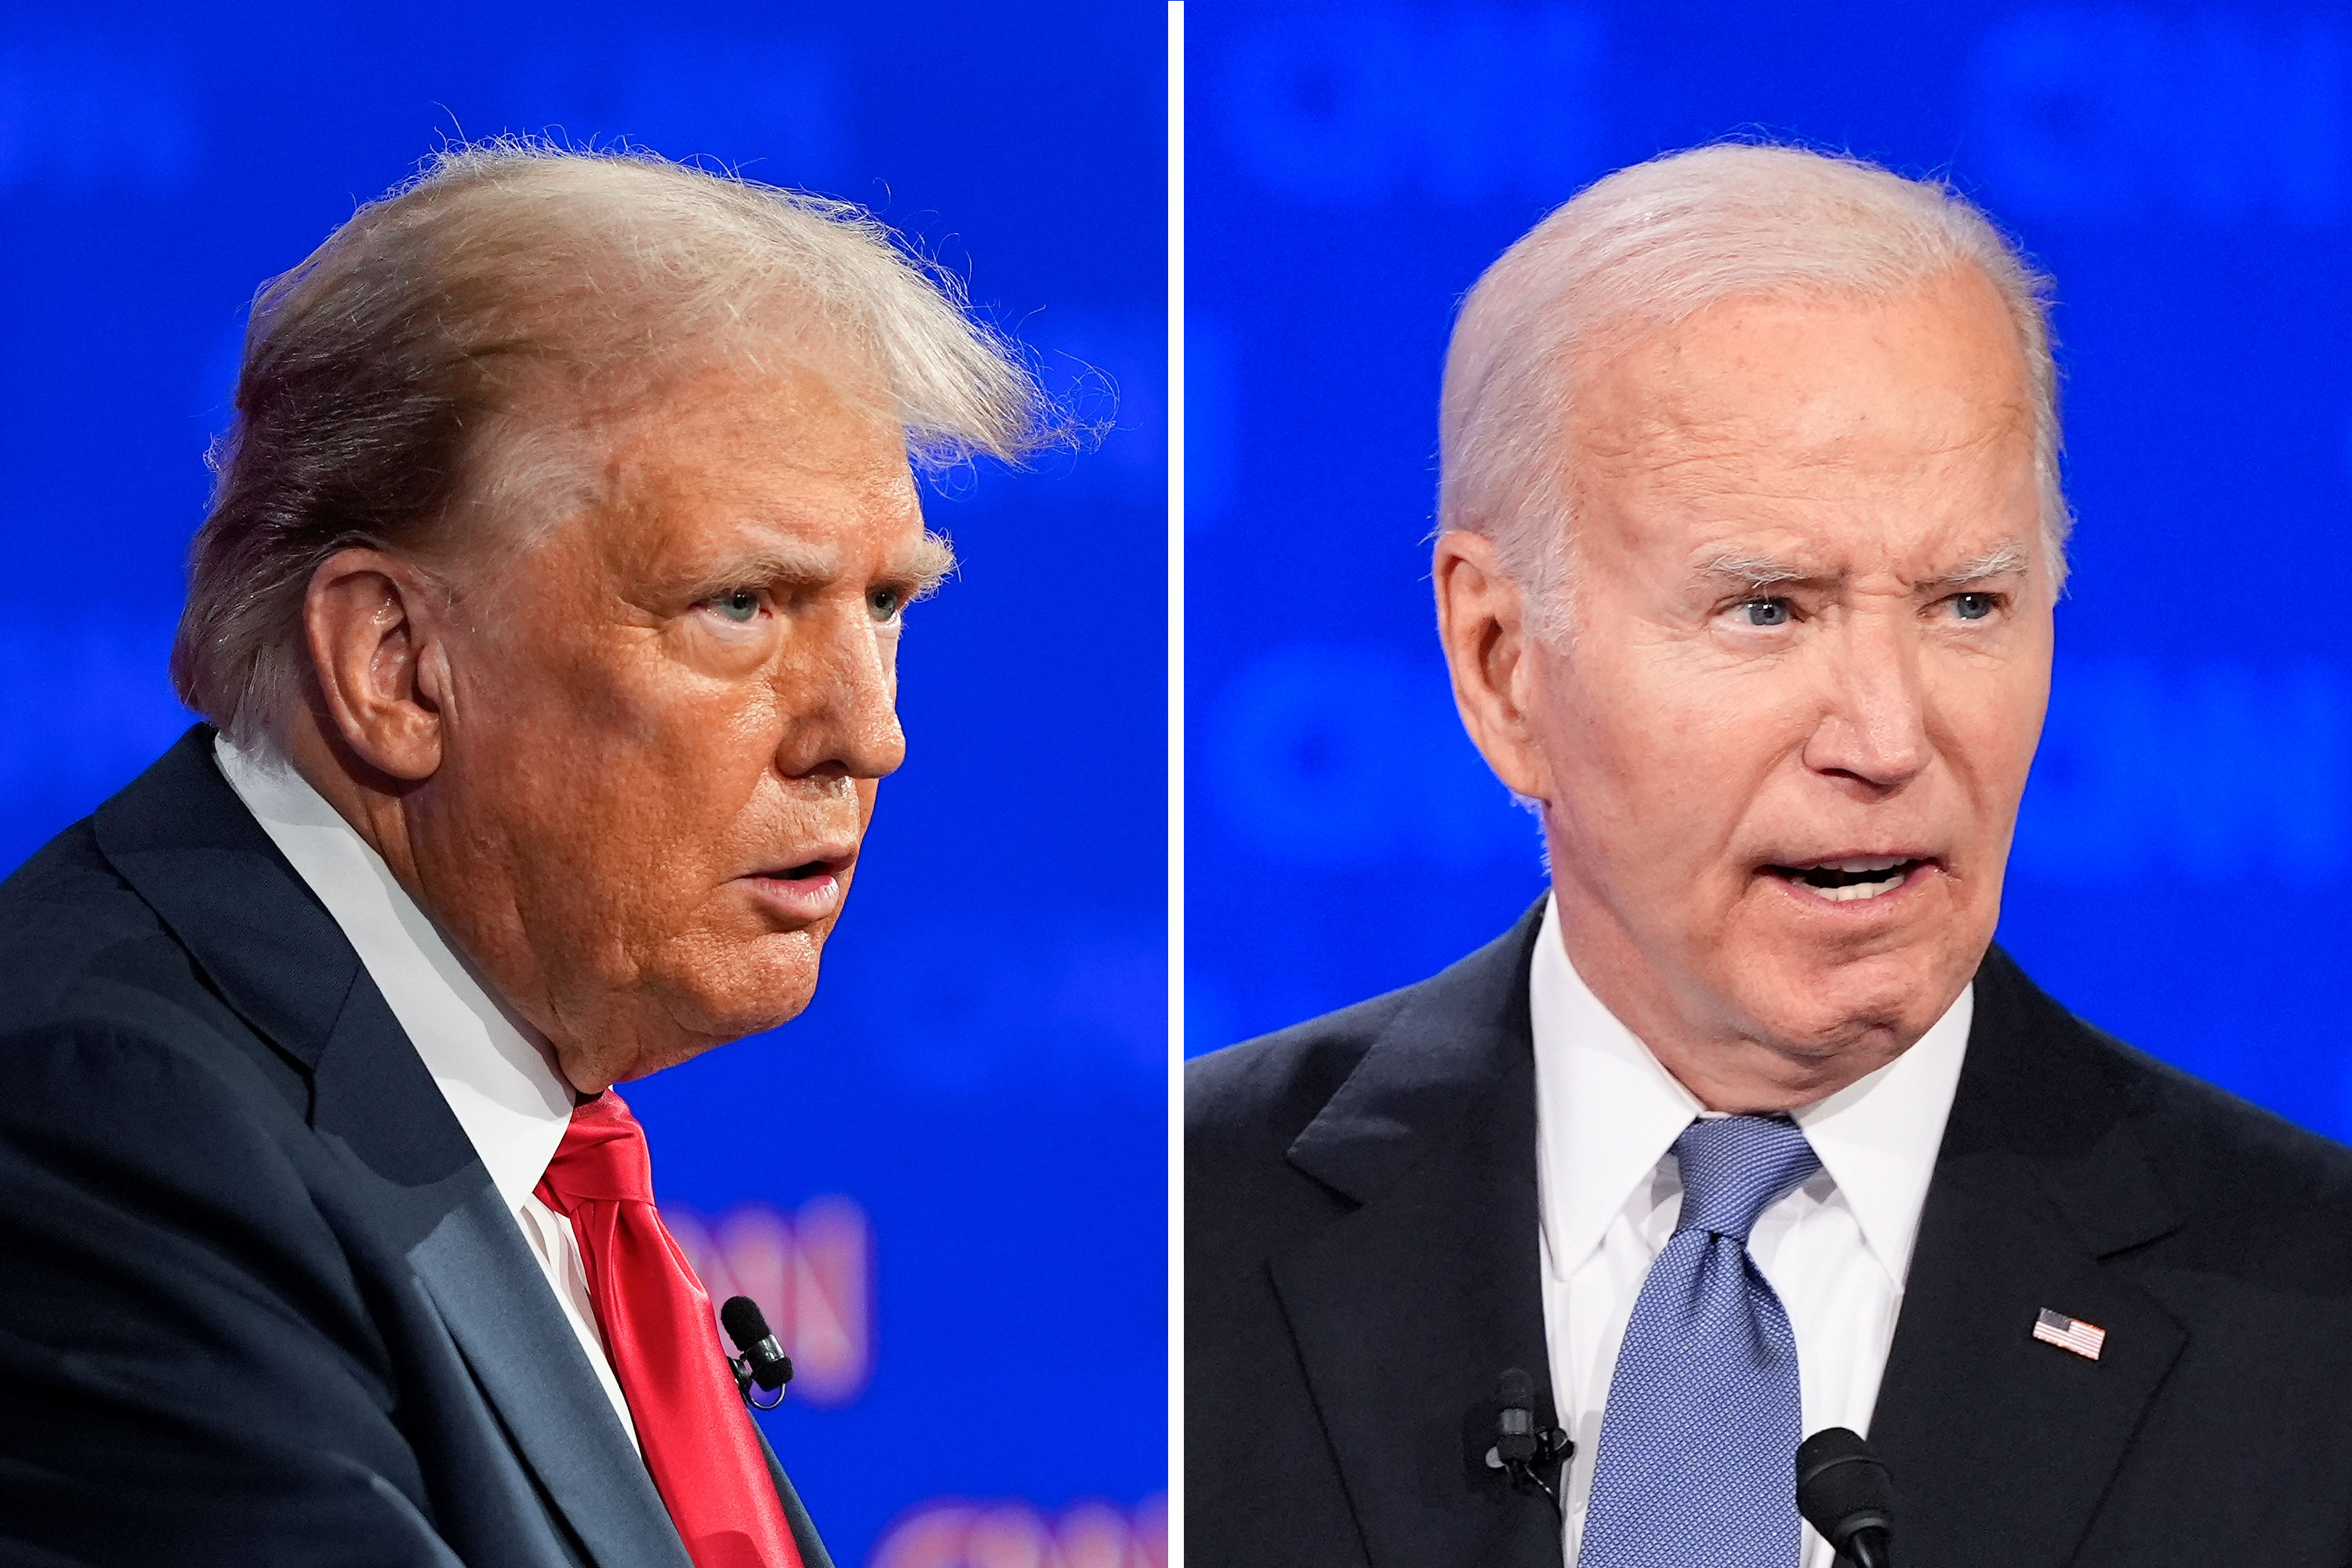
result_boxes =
[1951,592,1996,621]
[711,590,759,624]
[868,586,903,622]
[1738,598,1792,626]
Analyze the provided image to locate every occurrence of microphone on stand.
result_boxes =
[719,1295,793,1410]
[1795,1427,1894,1568]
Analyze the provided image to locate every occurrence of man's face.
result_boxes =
[1504,269,2051,1093]
[412,358,942,1089]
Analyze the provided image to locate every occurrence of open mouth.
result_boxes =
[739,853,851,922]
[742,853,848,896]
[1763,856,1930,903]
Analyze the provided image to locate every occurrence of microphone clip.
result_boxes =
[1485,1368,1573,1521]
[1485,1428,1573,1507]
[719,1294,794,1411]
[729,1348,792,1410]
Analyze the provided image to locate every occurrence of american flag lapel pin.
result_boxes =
[2033,1307,2107,1361]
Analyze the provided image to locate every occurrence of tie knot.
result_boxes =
[537,1090,657,1211]
[1670,1116,1820,1242]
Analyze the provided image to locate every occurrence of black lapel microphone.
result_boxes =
[720,1295,794,1411]
[1485,1367,1573,1520]
[1795,1427,1894,1568]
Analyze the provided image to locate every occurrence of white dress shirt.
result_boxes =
[1530,895,1968,1567]
[215,736,640,1450]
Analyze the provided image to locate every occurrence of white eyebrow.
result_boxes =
[729,544,841,586]
[1930,541,2032,585]
[1696,548,1813,590]
[680,531,957,604]
[898,530,958,596]
[1695,539,2034,595]
[670,545,840,609]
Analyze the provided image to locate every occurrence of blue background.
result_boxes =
[0,4,1167,1564]
[1184,0,2352,1144]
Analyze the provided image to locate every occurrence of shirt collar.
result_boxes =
[1530,894,1969,1288]
[214,735,575,1218]
[1791,976,1969,1289]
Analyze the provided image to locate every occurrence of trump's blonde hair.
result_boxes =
[176,139,1056,754]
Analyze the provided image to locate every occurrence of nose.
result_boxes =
[772,607,906,782]
[1800,614,1931,792]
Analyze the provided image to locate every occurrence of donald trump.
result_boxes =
[0,142,1051,1568]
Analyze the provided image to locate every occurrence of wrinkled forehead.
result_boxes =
[1564,278,2039,543]
[613,357,915,517]
[452,347,921,583]
[606,351,902,465]
[1580,274,2031,449]
[533,300,899,442]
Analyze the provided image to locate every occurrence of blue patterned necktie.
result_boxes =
[1577,1115,1822,1568]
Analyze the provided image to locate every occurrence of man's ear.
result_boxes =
[1432,528,1554,804]
[303,548,452,782]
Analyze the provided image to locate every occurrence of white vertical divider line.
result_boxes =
[1163,2,1186,1560]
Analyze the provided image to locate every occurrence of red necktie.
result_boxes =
[534,1090,805,1568]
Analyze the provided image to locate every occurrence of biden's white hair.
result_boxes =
[1437,142,2067,636]
[176,138,1062,756]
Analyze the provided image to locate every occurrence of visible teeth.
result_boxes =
[1769,857,1924,899]
[1815,877,1904,902]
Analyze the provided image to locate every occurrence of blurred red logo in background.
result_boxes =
[869,1496,1167,1568]
[662,1196,873,1406]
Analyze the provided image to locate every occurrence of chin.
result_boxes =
[691,968,823,1040]
[1740,931,1976,1053]
[648,931,829,1046]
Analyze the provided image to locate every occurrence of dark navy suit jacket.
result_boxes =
[0,728,832,1567]
[1187,903,2352,1567]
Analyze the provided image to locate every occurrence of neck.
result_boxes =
[280,713,430,900]
[272,714,605,1092]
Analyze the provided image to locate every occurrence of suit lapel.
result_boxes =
[97,728,688,1567]
[755,1425,837,1568]
[96,728,358,1073]
[1271,907,1563,1568]
[1869,948,2186,1568]
[310,976,693,1568]
[1269,907,2190,1568]
[407,1192,691,1568]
